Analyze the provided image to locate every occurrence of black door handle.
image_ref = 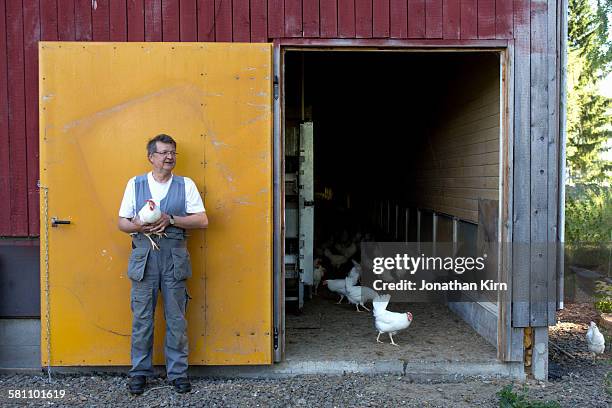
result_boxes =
[51,217,71,227]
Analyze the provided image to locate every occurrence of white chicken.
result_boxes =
[312,258,326,295]
[322,263,360,304]
[137,199,164,250]
[372,294,413,346]
[344,277,379,312]
[586,321,605,355]
[324,248,349,269]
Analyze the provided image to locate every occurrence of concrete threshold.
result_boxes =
[0,360,525,382]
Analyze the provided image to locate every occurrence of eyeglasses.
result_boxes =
[153,151,178,157]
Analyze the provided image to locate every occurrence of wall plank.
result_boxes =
[92,0,110,41]
[75,0,93,41]
[23,0,40,236]
[58,0,76,40]
[110,0,128,41]
[40,0,59,40]
[302,0,319,37]
[408,0,425,38]
[234,0,251,40]
[496,0,513,38]
[0,0,11,235]
[320,0,338,37]
[6,1,28,236]
[145,0,162,41]
[373,0,390,37]
[215,0,232,41]
[268,0,284,38]
[478,0,495,39]
[460,0,477,39]
[127,0,145,41]
[180,0,197,41]
[443,0,460,39]
[251,0,269,41]
[391,0,408,38]
[546,0,558,326]
[285,0,303,37]
[338,0,356,37]
[356,0,373,38]
[512,0,531,328]
[162,0,180,41]
[530,0,549,326]
[425,0,442,38]
[198,0,215,41]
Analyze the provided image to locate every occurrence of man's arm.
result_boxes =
[174,212,208,230]
[118,216,150,234]
[147,212,208,234]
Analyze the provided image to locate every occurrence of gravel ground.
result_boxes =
[0,368,609,408]
[1,303,609,407]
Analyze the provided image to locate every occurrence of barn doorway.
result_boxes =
[281,49,505,365]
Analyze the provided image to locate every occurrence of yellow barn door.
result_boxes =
[39,43,273,366]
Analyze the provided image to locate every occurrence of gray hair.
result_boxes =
[147,134,177,156]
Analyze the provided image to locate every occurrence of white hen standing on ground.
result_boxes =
[373,294,413,346]
[345,277,379,312]
[137,199,164,250]
[322,262,360,304]
[586,321,605,355]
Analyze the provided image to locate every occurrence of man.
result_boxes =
[118,134,208,395]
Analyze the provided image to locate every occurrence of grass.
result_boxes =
[497,385,561,408]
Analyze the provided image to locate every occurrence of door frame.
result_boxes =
[272,39,513,363]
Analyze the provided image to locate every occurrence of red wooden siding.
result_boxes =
[92,0,110,41]
[373,0,389,37]
[6,0,28,236]
[0,0,10,236]
[4,0,542,237]
[110,0,128,41]
[303,0,320,37]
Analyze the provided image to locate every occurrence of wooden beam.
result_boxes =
[529,0,549,327]
[511,0,531,328]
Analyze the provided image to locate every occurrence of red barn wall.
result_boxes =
[0,0,545,243]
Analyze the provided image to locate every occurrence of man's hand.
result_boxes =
[132,215,152,233]
[148,213,171,234]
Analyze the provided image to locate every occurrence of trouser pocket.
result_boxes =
[171,247,192,280]
[127,247,150,281]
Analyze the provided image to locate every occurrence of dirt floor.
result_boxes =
[285,294,497,363]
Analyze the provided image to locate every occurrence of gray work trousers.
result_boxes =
[127,233,192,380]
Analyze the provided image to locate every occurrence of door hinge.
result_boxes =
[273,75,279,100]
[273,326,279,350]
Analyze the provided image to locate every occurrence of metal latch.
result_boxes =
[51,217,71,227]
[273,75,279,100]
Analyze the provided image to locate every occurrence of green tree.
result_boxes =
[567,0,612,184]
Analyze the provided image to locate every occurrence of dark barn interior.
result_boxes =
[283,50,502,363]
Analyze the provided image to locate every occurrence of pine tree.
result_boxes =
[567,0,612,184]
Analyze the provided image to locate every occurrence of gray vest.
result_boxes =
[134,173,187,238]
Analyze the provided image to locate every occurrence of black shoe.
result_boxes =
[128,375,146,395]
[171,377,192,394]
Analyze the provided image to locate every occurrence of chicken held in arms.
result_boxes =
[136,199,165,250]
[373,294,413,346]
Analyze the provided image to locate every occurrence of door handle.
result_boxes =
[51,217,71,227]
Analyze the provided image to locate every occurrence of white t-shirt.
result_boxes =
[118,172,205,219]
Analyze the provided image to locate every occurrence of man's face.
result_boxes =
[149,141,177,172]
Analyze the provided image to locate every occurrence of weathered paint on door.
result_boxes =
[39,42,273,365]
